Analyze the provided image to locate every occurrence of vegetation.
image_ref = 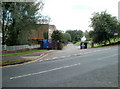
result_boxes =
[2,49,47,56]
[51,30,72,49]
[1,59,26,66]
[90,11,119,45]
[51,30,63,49]
[1,2,42,46]
[51,30,63,42]
[62,33,71,44]
[66,30,83,43]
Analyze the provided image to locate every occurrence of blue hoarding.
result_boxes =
[43,39,48,48]
[48,39,53,48]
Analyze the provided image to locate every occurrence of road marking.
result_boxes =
[1,53,48,68]
[52,57,58,60]
[45,59,49,60]
[98,54,118,60]
[10,63,81,80]
[61,56,66,58]
[38,48,116,63]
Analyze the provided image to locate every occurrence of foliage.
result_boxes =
[51,30,63,42]
[62,33,71,44]
[1,2,41,46]
[43,32,48,39]
[51,30,63,49]
[90,11,119,44]
[2,49,47,56]
[66,30,83,42]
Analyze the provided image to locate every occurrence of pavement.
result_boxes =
[2,45,118,87]
[1,50,54,66]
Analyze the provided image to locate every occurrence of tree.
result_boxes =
[51,30,62,42]
[43,32,48,39]
[62,33,71,44]
[90,11,118,44]
[51,30,63,50]
[88,30,94,38]
[1,2,42,46]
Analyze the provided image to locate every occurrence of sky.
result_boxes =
[41,0,119,32]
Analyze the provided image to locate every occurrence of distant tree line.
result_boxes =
[66,30,83,43]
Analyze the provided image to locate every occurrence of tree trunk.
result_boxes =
[108,39,111,44]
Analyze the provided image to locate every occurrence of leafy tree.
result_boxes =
[51,30,63,49]
[90,11,118,44]
[51,30,62,42]
[62,33,71,44]
[88,30,94,38]
[1,2,41,46]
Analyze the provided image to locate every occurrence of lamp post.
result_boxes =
[118,1,120,22]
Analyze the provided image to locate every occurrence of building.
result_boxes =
[29,24,56,45]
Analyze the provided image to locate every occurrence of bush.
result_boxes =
[57,42,64,50]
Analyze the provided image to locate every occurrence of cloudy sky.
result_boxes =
[42,0,119,32]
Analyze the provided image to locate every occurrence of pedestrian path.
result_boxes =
[2,50,53,61]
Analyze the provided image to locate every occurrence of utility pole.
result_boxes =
[118,1,120,22]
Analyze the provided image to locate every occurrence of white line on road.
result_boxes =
[52,57,58,60]
[10,63,81,80]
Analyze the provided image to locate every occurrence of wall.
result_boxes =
[2,45,40,51]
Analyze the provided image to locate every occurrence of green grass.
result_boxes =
[0,59,26,66]
[74,38,120,48]
[74,41,93,48]
[74,41,81,46]
[2,49,47,56]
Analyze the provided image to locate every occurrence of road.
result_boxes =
[2,45,119,87]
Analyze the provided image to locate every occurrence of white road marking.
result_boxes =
[61,56,66,58]
[10,63,81,80]
[45,59,49,60]
[38,48,117,63]
[52,57,58,60]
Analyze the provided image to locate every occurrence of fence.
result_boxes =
[1,45,40,51]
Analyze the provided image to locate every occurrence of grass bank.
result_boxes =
[74,41,98,48]
[2,49,47,56]
[0,59,28,66]
[74,39,120,48]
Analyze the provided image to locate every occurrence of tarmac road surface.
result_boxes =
[2,45,119,87]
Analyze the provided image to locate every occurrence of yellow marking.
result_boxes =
[1,53,48,68]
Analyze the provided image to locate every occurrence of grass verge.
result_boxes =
[0,59,28,66]
[2,49,47,56]
[74,41,94,48]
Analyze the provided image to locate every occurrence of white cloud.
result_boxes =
[41,0,119,32]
